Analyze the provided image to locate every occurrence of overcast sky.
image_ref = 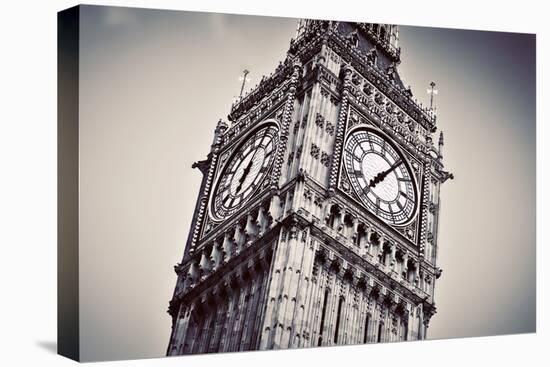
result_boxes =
[78,5,535,361]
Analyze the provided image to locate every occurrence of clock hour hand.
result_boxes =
[236,131,268,194]
[369,159,402,188]
[235,157,254,193]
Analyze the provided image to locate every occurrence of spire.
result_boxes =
[359,23,401,63]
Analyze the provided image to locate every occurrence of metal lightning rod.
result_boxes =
[427,81,438,111]
[239,69,250,99]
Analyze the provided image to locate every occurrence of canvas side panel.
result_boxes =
[57,5,81,362]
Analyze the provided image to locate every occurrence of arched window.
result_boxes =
[334,297,345,343]
[363,314,370,343]
[380,27,387,41]
[318,289,330,346]
[417,315,422,339]
[380,242,391,266]
[343,214,354,238]
[327,205,341,229]
[377,321,384,343]
[357,223,367,247]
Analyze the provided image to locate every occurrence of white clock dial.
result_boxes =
[343,128,418,225]
[211,123,279,220]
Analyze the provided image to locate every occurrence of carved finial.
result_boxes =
[427,81,438,112]
[347,29,359,48]
[215,118,228,134]
[366,46,378,66]
[438,130,444,158]
[211,118,228,150]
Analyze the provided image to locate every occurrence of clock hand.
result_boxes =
[235,130,269,194]
[235,158,254,193]
[369,159,402,188]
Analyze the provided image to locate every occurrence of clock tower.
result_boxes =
[167,20,452,355]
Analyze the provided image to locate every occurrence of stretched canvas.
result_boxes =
[58,4,536,362]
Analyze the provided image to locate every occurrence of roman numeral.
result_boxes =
[396,200,404,210]
[219,183,230,193]
[222,195,231,204]
[366,136,374,150]
[257,127,269,148]
[400,190,413,201]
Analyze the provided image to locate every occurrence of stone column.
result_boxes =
[364,226,372,256]
[377,234,386,264]
[402,251,409,280]
[328,65,353,194]
[338,208,345,233]
[270,60,301,191]
[418,310,425,339]
[351,219,359,245]
[168,305,193,355]
[390,242,397,270]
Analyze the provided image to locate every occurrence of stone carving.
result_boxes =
[320,152,331,167]
[366,47,378,66]
[315,113,325,128]
[310,143,320,159]
[325,122,334,136]
[288,151,295,166]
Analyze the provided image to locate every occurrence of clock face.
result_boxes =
[343,128,418,226]
[211,123,279,221]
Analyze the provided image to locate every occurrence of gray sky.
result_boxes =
[78,5,535,361]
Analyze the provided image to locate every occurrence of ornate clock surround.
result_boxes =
[208,119,281,223]
[337,108,425,245]
[342,124,420,227]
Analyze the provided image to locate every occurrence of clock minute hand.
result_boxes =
[369,159,402,188]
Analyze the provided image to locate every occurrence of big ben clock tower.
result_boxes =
[167,20,452,355]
